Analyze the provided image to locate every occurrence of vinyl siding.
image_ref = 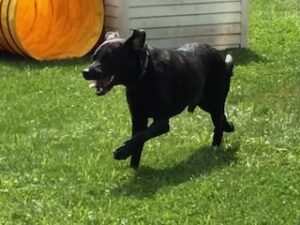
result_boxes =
[104,0,248,49]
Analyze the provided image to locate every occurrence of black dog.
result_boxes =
[83,29,234,169]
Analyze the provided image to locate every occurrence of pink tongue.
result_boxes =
[96,76,111,88]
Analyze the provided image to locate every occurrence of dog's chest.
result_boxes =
[127,79,198,118]
[129,86,166,117]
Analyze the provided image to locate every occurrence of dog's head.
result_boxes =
[82,29,147,96]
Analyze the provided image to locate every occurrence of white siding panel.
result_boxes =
[130,13,241,29]
[129,0,239,7]
[104,0,120,7]
[241,0,248,47]
[148,34,241,49]
[146,24,241,39]
[214,44,240,49]
[105,6,120,17]
[129,2,241,18]
[105,17,120,28]
[103,0,248,48]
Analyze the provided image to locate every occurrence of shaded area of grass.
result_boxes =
[113,146,238,198]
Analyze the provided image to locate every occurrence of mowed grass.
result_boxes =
[0,0,300,224]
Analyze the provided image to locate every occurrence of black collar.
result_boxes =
[139,46,150,79]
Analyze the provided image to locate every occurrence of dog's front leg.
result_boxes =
[130,116,148,169]
[114,119,170,165]
[132,119,170,143]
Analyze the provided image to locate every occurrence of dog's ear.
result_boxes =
[125,29,146,50]
[105,31,120,40]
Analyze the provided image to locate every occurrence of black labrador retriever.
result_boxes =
[82,29,234,169]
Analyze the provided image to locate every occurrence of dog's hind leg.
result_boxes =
[223,115,234,133]
[209,106,234,145]
[210,107,225,146]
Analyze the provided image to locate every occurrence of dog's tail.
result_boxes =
[225,54,234,77]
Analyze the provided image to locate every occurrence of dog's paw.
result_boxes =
[113,142,134,160]
[224,122,234,133]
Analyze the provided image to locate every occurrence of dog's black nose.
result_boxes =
[82,68,91,80]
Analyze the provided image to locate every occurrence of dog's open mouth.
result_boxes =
[89,75,115,96]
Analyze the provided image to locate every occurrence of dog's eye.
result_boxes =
[101,54,111,63]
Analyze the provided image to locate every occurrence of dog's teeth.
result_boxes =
[89,81,96,88]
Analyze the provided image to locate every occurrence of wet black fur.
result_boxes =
[83,30,234,169]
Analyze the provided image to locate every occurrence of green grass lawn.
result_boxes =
[0,0,300,224]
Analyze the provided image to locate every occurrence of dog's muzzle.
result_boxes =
[82,68,97,80]
[82,68,116,96]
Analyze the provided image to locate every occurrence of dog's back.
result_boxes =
[148,43,233,114]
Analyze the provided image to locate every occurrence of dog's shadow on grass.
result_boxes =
[112,145,238,198]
